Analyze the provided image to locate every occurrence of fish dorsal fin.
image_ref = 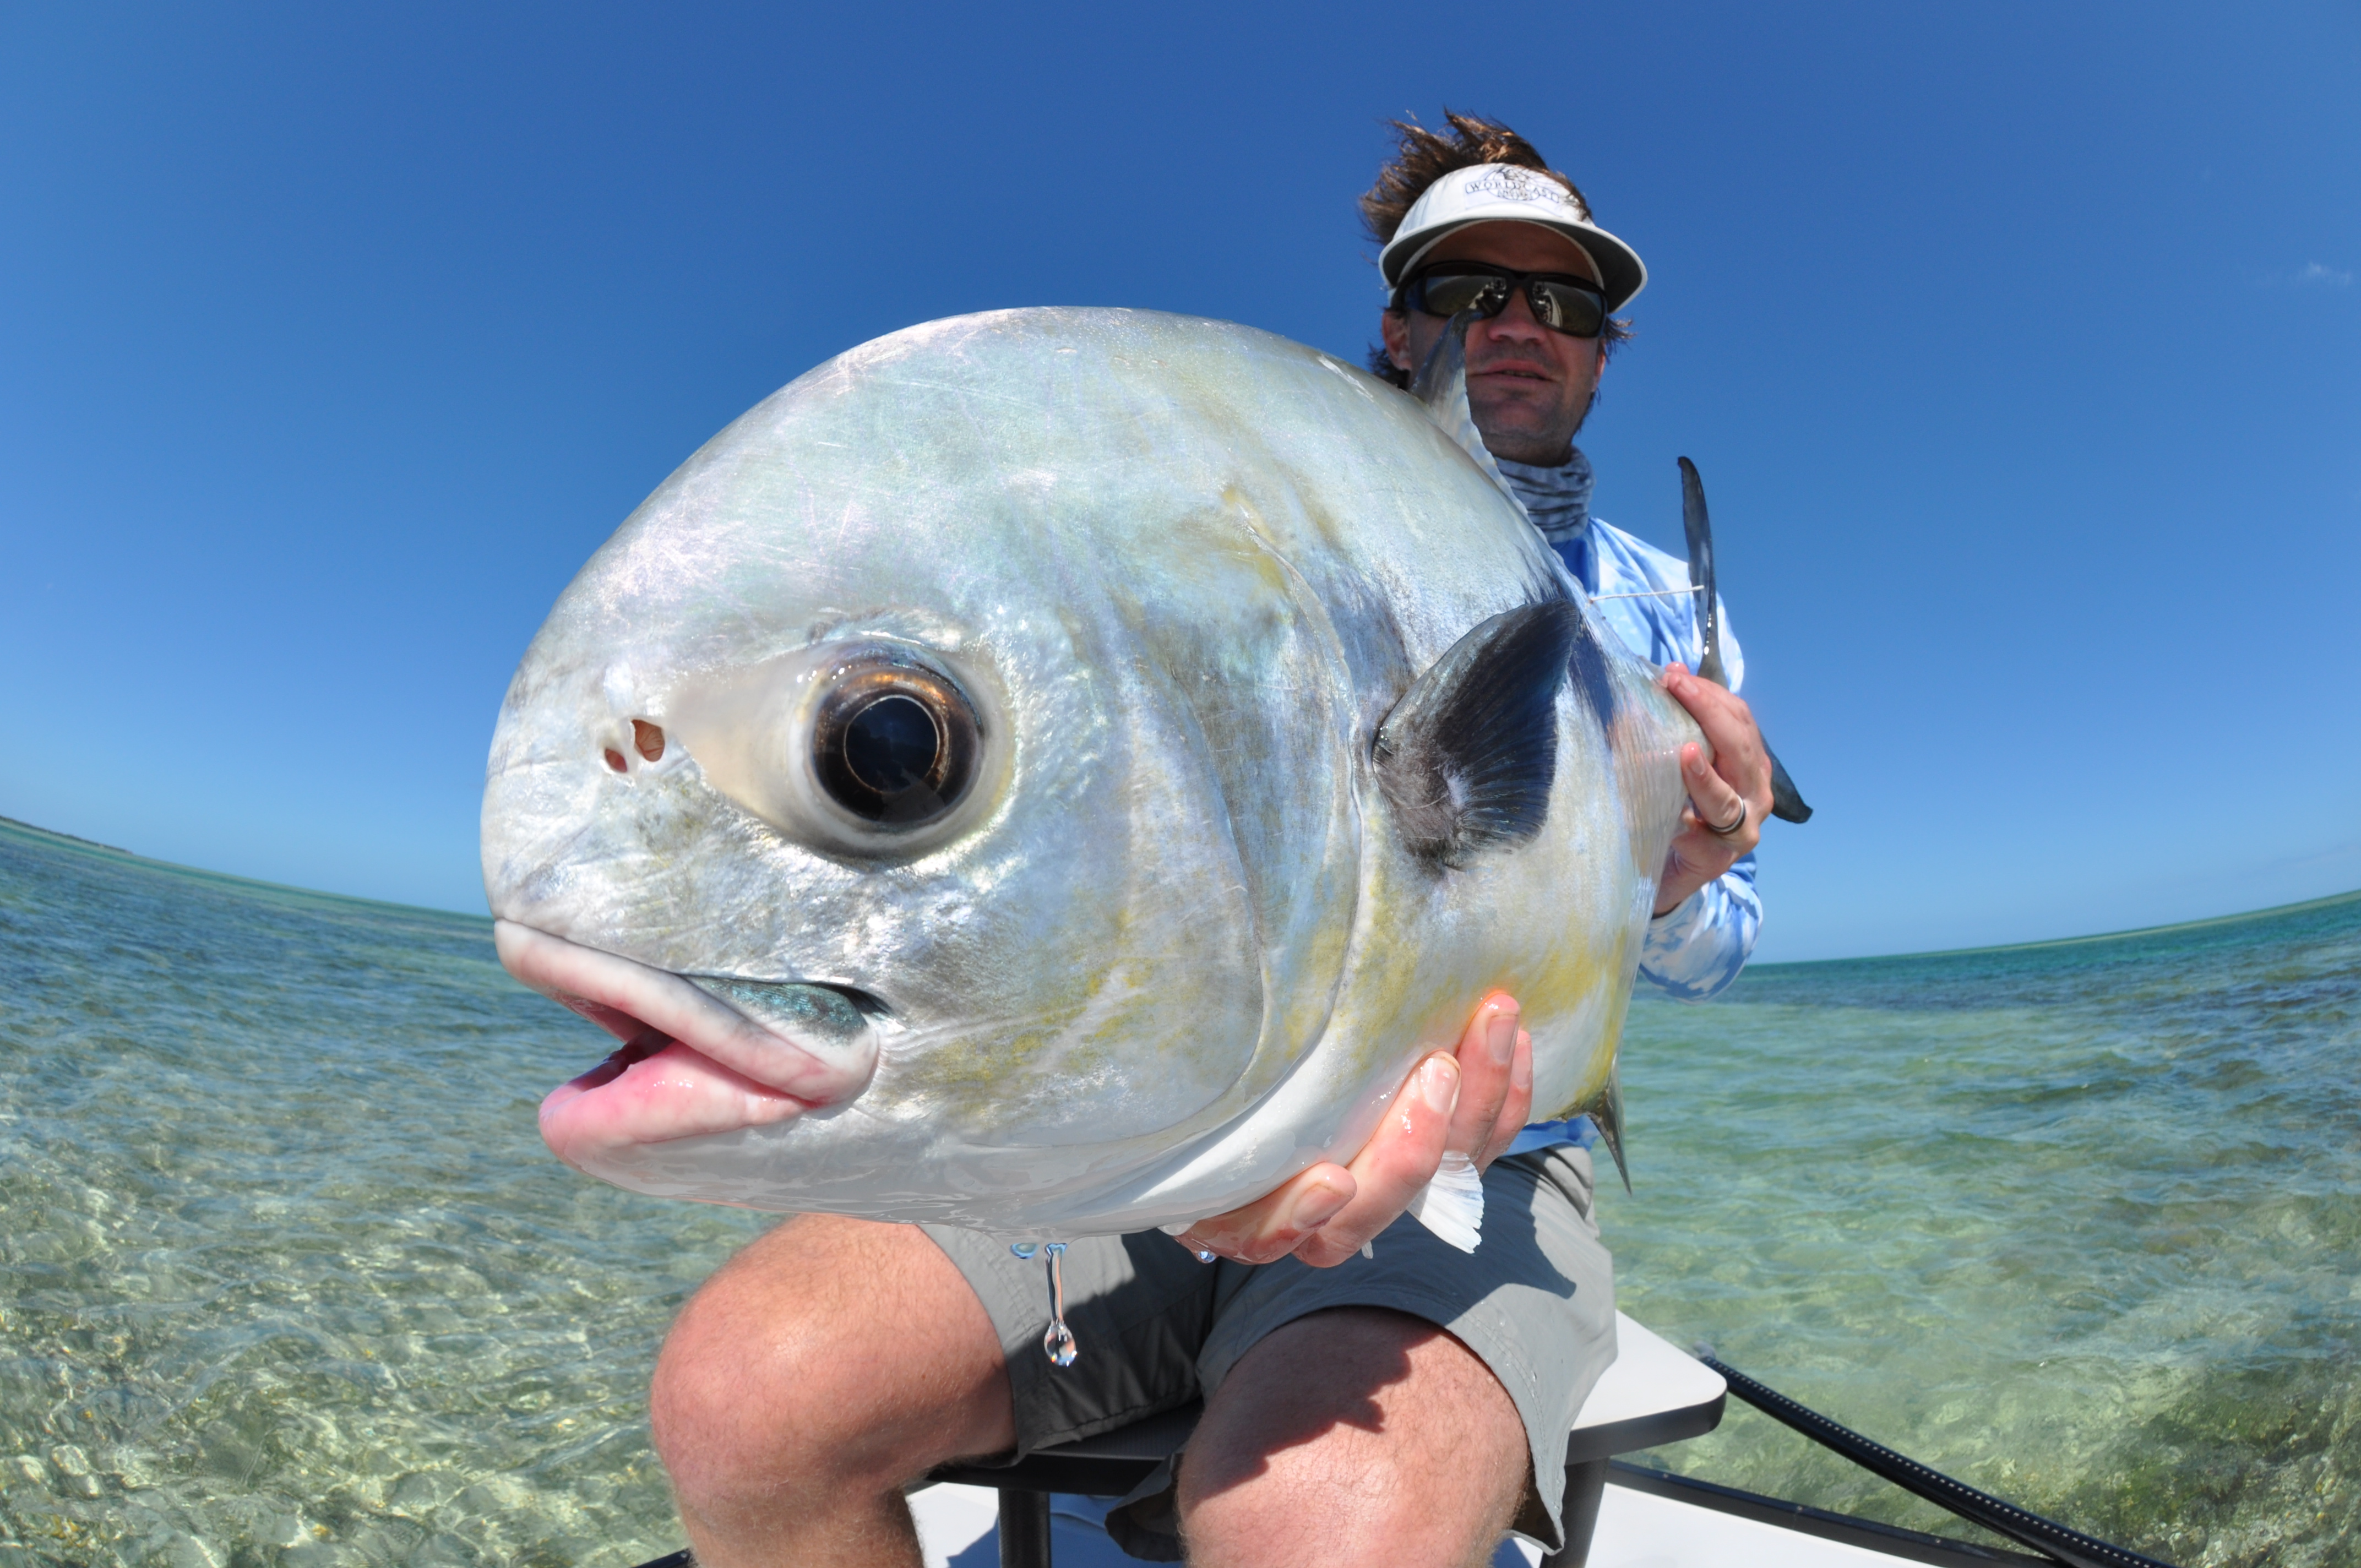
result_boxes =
[1374,601,1577,869]
[1411,312,1521,511]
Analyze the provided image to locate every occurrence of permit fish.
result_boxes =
[482,307,1703,1244]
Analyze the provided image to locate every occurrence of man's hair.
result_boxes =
[1362,111,1633,387]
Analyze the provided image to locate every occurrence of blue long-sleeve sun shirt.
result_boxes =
[1493,451,1762,1159]
[1495,452,1762,1006]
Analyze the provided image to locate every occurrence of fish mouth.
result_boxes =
[494,921,884,1177]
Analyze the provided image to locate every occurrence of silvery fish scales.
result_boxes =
[481,307,1698,1238]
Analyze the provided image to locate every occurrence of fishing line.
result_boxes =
[1589,586,1705,603]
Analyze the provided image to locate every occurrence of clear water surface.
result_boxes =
[2,818,2354,1565]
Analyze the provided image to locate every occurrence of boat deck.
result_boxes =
[907,1472,2038,1567]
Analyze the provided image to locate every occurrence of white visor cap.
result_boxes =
[1379,163,1647,313]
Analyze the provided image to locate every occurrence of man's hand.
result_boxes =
[1173,994,1533,1268]
[1653,663,1774,916]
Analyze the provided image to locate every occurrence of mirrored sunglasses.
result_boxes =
[1396,263,1607,339]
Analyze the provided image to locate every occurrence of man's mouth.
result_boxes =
[1470,361,1556,384]
[494,921,883,1172]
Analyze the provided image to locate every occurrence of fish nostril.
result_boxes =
[603,748,628,774]
[633,720,666,761]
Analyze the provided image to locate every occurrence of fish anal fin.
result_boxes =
[1374,601,1578,870]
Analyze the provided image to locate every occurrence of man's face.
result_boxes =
[1381,221,1608,467]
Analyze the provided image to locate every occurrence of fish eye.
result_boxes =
[810,662,980,826]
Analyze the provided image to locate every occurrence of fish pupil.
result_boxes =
[810,657,980,830]
[842,695,941,796]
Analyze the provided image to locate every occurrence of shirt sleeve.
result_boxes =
[1638,852,1760,1001]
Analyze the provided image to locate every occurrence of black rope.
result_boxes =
[1694,1350,2178,1568]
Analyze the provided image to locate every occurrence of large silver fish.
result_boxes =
[482,307,1699,1240]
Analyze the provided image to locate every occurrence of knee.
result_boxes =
[648,1217,1009,1518]
[650,1271,848,1510]
[1177,1309,1527,1567]
[1185,1423,1468,1566]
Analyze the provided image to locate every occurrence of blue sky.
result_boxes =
[3,2,2355,962]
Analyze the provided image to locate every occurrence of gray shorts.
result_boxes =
[923,1146,1615,1559]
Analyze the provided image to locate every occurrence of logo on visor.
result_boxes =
[1467,166,1583,216]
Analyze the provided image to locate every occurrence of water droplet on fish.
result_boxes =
[1040,1242,1078,1367]
[1008,1242,1038,1260]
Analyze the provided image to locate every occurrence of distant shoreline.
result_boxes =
[0,813,491,924]
[1734,883,2361,973]
[8,811,2353,970]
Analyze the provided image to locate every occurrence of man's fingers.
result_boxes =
[1477,1030,1534,1170]
[1664,669,1770,804]
[1445,995,1519,1161]
[1681,742,1747,830]
[1292,1053,1459,1267]
[1174,1163,1356,1265]
[1184,992,1535,1271]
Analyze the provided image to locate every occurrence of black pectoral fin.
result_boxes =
[1374,601,1578,869]
[1766,744,1813,824]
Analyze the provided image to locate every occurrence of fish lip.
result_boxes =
[493,920,882,1111]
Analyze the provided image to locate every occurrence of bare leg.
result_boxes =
[1177,1307,1530,1568]
[649,1214,1014,1568]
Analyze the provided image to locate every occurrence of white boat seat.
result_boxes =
[926,1310,1726,1566]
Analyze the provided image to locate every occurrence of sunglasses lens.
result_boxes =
[1408,268,1606,337]
[1415,271,1510,318]
[1529,280,1606,337]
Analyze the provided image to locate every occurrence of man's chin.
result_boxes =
[1476,427,1580,467]
[1470,401,1593,466]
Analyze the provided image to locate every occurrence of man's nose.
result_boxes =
[1474,288,1549,347]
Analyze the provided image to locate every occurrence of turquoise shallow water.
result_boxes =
[1,815,2354,1565]
[1611,886,2361,1565]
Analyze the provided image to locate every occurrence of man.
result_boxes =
[1366,117,1763,996]
[648,113,1772,1567]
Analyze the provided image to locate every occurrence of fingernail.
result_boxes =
[1486,1007,1518,1066]
[1288,1179,1351,1232]
[1419,1054,1461,1116]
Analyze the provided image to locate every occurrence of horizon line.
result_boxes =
[6,812,2354,968]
